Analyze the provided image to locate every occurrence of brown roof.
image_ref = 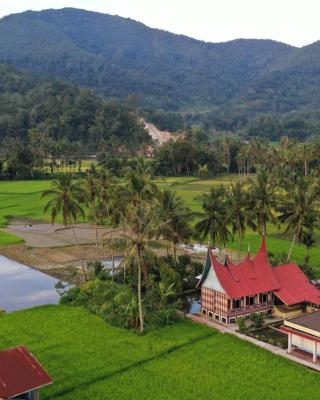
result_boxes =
[287,311,320,333]
[0,346,52,399]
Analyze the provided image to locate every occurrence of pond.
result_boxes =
[0,255,62,312]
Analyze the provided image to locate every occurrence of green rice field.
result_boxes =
[1,305,319,400]
[0,176,319,274]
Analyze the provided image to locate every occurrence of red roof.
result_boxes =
[0,346,52,399]
[273,264,320,305]
[204,238,320,304]
[208,238,280,299]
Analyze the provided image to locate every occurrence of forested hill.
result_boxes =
[0,63,150,153]
[0,8,294,111]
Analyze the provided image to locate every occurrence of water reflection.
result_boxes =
[0,256,61,312]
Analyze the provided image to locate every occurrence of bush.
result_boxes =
[249,313,265,329]
[237,317,247,333]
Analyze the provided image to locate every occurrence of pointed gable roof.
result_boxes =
[199,238,320,304]
[200,238,279,299]
[273,264,320,305]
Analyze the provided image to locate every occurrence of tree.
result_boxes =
[42,174,87,280]
[82,174,100,260]
[156,189,193,259]
[195,186,230,250]
[119,202,162,334]
[247,168,276,236]
[277,176,319,261]
[225,182,254,259]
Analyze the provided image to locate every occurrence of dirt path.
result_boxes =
[5,219,120,248]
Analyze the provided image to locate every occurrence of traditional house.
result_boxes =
[198,238,320,324]
[0,346,52,399]
[280,311,320,363]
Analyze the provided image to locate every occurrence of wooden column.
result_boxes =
[288,333,292,353]
[313,341,317,363]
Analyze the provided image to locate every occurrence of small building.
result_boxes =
[0,346,52,399]
[197,238,320,324]
[281,311,320,363]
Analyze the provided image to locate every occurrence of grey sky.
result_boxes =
[0,0,319,47]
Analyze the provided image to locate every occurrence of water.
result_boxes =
[0,256,61,312]
[101,256,123,271]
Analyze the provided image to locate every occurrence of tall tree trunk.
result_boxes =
[238,234,242,261]
[137,250,144,334]
[304,158,308,177]
[93,206,99,261]
[287,233,296,262]
[72,225,87,281]
[173,241,177,261]
[111,231,115,281]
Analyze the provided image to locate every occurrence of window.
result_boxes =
[208,312,213,318]
[215,315,220,321]
[259,293,268,303]
[233,299,241,309]
[246,296,255,306]
[229,318,235,324]
[221,317,227,323]
[202,309,207,315]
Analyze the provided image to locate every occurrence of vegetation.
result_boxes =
[3,9,320,137]
[1,305,320,400]
[0,63,150,178]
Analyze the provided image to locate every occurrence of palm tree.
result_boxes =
[82,174,100,260]
[42,174,87,280]
[247,168,276,236]
[195,185,230,251]
[96,168,115,223]
[225,182,254,259]
[156,189,193,259]
[277,176,319,261]
[119,202,163,334]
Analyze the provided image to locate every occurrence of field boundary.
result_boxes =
[186,313,320,372]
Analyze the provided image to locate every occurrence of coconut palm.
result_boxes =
[42,174,87,280]
[96,168,115,223]
[277,176,320,261]
[247,168,277,236]
[195,185,230,251]
[156,189,193,259]
[118,202,163,334]
[225,182,254,259]
[82,174,100,260]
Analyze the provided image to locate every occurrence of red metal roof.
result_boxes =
[209,238,279,299]
[206,238,320,304]
[273,264,320,305]
[0,346,52,399]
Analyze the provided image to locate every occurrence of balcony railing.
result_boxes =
[228,302,273,317]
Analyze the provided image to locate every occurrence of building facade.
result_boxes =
[281,311,320,363]
[198,238,320,324]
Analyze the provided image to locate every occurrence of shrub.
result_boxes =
[237,317,247,333]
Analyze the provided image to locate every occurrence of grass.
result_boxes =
[1,305,320,400]
[0,175,319,273]
[0,177,317,264]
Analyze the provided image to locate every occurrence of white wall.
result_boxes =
[292,335,320,355]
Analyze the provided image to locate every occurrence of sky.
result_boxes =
[0,0,320,47]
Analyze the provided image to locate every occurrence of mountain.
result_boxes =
[0,63,150,152]
[0,8,293,111]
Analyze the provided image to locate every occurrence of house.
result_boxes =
[280,311,320,363]
[0,346,52,399]
[197,238,320,324]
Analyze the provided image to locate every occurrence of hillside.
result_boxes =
[0,8,293,111]
[0,63,150,153]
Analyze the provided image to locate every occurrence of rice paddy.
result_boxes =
[1,305,319,400]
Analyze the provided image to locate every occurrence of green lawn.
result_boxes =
[1,305,319,400]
